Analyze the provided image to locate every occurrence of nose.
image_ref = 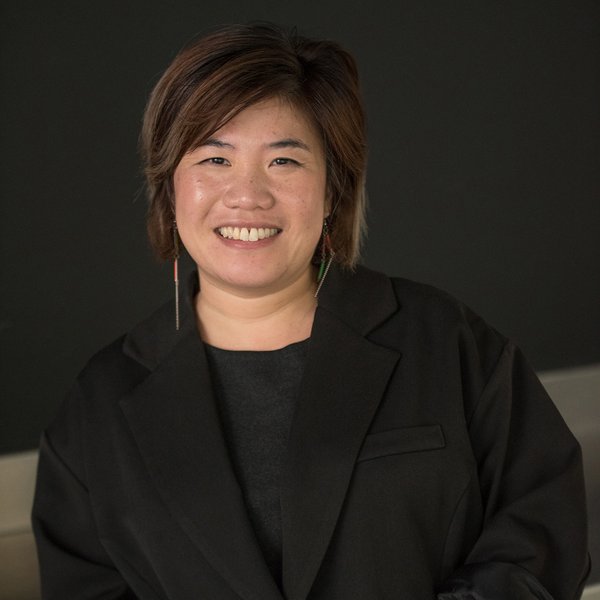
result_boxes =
[222,167,275,210]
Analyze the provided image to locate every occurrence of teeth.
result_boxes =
[218,227,279,241]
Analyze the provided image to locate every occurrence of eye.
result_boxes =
[202,157,229,166]
[271,157,300,166]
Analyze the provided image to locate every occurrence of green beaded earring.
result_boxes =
[315,218,335,297]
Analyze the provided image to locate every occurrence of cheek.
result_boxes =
[303,190,327,231]
[174,177,210,224]
[294,177,327,217]
[174,173,194,209]
[294,203,326,252]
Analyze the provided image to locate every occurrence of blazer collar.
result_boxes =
[316,263,400,337]
[120,265,401,600]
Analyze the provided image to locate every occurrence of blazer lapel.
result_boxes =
[281,266,402,600]
[120,328,283,600]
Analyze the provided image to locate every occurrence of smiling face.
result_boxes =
[173,97,328,297]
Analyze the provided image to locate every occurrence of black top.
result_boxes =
[204,339,309,587]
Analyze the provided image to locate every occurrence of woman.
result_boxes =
[32,23,590,600]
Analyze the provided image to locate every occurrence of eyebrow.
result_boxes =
[199,137,311,152]
[201,138,235,149]
[268,138,311,151]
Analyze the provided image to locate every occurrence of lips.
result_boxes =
[217,226,280,242]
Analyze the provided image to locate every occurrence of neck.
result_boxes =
[195,269,318,351]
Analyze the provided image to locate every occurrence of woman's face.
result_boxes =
[174,97,328,297]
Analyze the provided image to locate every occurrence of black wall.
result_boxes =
[2,1,599,453]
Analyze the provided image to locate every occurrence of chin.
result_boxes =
[211,267,287,294]
[195,254,312,295]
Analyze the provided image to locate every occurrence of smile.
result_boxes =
[217,227,281,242]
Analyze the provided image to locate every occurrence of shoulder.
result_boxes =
[44,299,176,462]
[76,269,200,393]
[390,274,503,339]
[342,264,504,337]
[334,263,484,317]
[389,274,477,318]
[75,334,149,400]
[55,298,174,418]
[339,265,510,385]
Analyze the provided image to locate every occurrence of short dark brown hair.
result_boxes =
[141,22,367,267]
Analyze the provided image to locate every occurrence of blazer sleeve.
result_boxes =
[437,342,590,600]
[31,384,138,600]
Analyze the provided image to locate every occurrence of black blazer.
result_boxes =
[32,265,590,600]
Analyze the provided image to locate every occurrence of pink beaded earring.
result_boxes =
[173,221,180,331]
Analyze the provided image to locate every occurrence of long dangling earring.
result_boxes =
[315,217,335,298]
[173,220,180,331]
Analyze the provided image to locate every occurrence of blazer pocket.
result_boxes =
[357,424,445,462]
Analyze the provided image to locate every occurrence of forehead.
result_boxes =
[213,97,319,140]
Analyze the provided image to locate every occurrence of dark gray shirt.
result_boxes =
[204,339,309,588]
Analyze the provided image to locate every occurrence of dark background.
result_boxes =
[1,1,599,453]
